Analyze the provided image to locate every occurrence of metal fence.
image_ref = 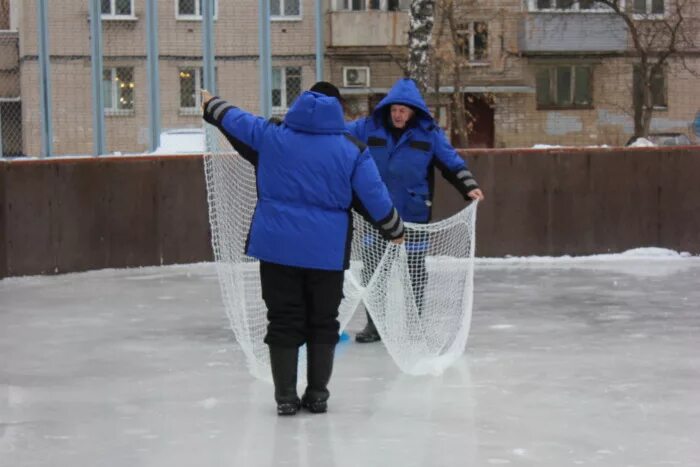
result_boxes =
[0,0,320,158]
[1,0,698,157]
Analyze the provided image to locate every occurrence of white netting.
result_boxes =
[204,127,478,378]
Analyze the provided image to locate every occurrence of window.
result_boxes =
[179,67,217,113]
[103,67,135,115]
[335,0,409,11]
[536,65,592,109]
[340,0,366,10]
[634,65,667,109]
[632,0,665,15]
[101,0,134,18]
[176,0,218,19]
[529,0,611,11]
[0,99,22,157]
[271,0,301,18]
[456,22,489,63]
[179,68,202,113]
[1,0,13,29]
[272,67,302,113]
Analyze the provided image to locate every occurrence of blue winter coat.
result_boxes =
[347,78,479,223]
[203,91,404,271]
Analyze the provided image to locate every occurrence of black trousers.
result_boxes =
[260,261,344,347]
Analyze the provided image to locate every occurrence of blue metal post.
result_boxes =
[258,0,272,117]
[202,0,217,94]
[146,0,162,152]
[89,0,105,155]
[315,0,324,81]
[36,0,54,157]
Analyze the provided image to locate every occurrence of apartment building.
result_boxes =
[1,0,698,156]
[329,0,700,148]
[2,0,320,156]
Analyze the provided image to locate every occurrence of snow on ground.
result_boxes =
[1,251,699,466]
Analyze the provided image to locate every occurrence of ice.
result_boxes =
[1,258,699,466]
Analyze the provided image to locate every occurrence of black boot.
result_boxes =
[269,346,301,416]
[355,312,380,343]
[301,343,335,413]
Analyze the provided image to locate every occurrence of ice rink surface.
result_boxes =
[1,257,699,467]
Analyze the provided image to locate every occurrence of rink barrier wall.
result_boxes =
[0,155,212,278]
[1,146,699,278]
[439,146,700,257]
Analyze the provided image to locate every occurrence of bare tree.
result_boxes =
[429,0,452,135]
[407,0,436,92]
[429,0,496,146]
[596,0,698,137]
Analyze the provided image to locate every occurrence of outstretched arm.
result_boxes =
[433,128,485,201]
[201,90,271,160]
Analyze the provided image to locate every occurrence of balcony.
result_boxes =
[328,10,408,48]
[519,13,627,54]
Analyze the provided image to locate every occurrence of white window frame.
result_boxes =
[343,66,371,88]
[103,67,135,116]
[527,0,613,12]
[331,0,409,11]
[179,67,203,115]
[457,22,489,64]
[634,64,668,110]
[536,64,593,109]
[1,0,18,31]
[101,0,137,20]
[178,66,217,115]
[271,0,302,21]
[630,0,666,19]
[271,66,302,115]
[175,0,218,21]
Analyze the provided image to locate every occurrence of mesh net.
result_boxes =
[204,128,478,379]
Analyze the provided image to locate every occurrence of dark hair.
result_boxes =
[309,81,343,102]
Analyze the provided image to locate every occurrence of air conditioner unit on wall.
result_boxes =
[343,67,370,88]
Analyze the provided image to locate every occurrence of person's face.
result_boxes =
[390,105,414,129]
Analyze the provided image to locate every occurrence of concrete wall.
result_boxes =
[327,11,409,47]
[2,147,699,278]
[519,13,627,53]
[495,57,700,148]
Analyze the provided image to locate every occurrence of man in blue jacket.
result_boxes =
[347,78,484,343]
[202,83,404,416]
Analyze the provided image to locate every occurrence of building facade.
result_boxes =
[328,0,700,148]
[1,0,698,156]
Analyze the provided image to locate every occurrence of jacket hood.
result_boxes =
[284,91,346,134]
[372,78,433,129]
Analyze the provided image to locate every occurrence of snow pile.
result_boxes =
[532,144,564,149]
[531,144,611,149]
[152,129,204,155]
[476,248,697,278]
[628,137,656,147]
[477,247,692,264]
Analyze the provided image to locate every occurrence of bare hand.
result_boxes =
[201,89,214,112]
[468,188,485,202]
[391,236,405,245]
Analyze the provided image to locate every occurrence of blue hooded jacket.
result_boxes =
[203,91,404,271]
[347,78,479,223]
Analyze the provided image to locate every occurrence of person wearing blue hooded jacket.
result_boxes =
[201,82,405,416]
[347,78,485,343]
